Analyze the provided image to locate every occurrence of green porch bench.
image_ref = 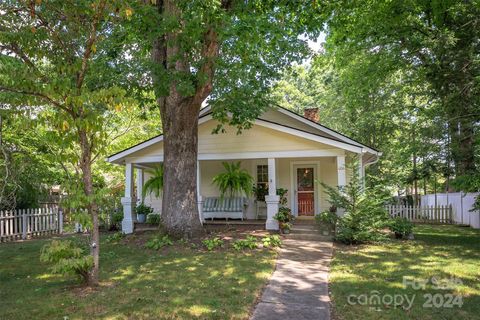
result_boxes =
[202,197,247,220]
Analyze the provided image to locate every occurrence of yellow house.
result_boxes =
[107,106,380,233]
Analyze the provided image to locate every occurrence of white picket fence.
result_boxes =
[386,205,454,224]
[0,208,63,242]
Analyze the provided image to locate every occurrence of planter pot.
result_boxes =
[137,214,146,223]
[282,229,290,234]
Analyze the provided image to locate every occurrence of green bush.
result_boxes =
[105,232,125,243]
[202,237,224,251]
[40,240,93,283]
[111,211,124,230]
[262,235,282,248]
[389,217,414,238]
[232,235,258,250]
[145,235,173,250]
[146,214,161,225]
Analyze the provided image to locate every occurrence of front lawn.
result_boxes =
[0,231,276,320]
[330,224,480,320]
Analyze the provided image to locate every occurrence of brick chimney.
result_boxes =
[303,107,319,123]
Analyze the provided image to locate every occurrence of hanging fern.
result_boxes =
[212,161,254,198]
[142,164,164,199]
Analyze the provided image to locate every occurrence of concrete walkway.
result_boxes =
[251,228,333,320]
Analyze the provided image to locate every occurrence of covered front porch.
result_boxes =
[120,152,358,233]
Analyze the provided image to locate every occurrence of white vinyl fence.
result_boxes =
[421,193,480,229]
[386,205,453,224]
[0,208,63,242]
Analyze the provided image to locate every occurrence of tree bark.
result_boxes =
[161,98,204,238]
[79,129,100,286]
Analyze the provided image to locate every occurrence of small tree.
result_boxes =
[321,161,389,244]
[0,0,133,286]
[40,240,94,284]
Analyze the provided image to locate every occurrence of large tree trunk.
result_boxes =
[160,98,204,238]
[79,129,100,286]
[150,0,223,238]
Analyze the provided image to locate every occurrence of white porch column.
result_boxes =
[136,168,144,205]
[358,156,365,187]
[337,155,346,187]
[121,162,136,234]
[337,155,347,217]
[265,158,279,230]
[197,160,204,224]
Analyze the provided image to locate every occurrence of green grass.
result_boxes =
[0,232,276,320]
[330,224,480,320]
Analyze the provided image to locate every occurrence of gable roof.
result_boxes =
[107,105,380,164]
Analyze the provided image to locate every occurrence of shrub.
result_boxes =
[262,235,282,248]
[232,235,258,250]
[40,240,93,283]
[146,214,161,225]
[145,235,173,250]
[389,217,414,239]
[321,160,389,244]
[112,211,124,229]
[202,237,224,251]
[105,232,125,243]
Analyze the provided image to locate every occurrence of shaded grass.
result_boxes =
[0,232,276,320]
[330,224,480,320]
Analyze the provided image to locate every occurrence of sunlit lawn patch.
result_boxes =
[0,232,276,320]
[330,224,480,320]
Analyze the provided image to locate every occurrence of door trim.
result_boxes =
[290,161,321,217]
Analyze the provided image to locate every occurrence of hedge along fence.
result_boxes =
[0,208,63,242]
[386,205,454,224]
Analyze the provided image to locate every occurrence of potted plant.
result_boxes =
[253,184,268,201]
[136,203,153,223]
[213,162,254,197]
[274,207,293,233]
[282,222,292,234]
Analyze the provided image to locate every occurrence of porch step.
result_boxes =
[290,224,321,234]
[288,221,333,241]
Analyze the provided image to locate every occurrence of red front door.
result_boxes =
[296,167,315,216]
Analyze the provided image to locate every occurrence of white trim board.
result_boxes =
[125,149,345,164]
